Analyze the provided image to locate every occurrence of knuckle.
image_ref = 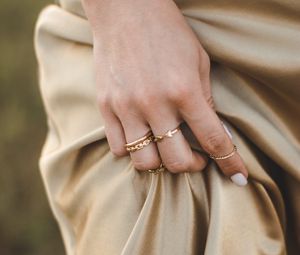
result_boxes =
[164,158,190,173]
[133,158,161,171]
[112,95,131,114]
[192,156,209,172]
[206,95,215,109]
[110,145,128,157]
[168,82,194,105]
[133,88,160,111]
[97,93,111,110]
[134,93,154,110]
[133,161,149,171]
[202,132,227,154]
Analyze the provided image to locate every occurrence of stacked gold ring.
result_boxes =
[124,130,155,152]
[124,125,181,174]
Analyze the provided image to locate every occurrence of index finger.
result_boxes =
[179,92,248,186]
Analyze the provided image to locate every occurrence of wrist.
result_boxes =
[82,0,173,23]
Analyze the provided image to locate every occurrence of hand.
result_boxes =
[82,0,248,186]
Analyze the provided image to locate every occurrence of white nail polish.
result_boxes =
[222,122,233,139]
[230,173,248,186]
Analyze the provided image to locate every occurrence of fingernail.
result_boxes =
[230,173,248,186]
[221,122,233,139]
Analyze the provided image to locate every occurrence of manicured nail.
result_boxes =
[230,173,248,186]
[221,122,233,139]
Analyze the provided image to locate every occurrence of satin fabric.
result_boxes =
[34,0,300,254]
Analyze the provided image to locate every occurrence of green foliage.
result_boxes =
[0,0,64,254]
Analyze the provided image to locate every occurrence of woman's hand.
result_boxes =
[82,0,248,185]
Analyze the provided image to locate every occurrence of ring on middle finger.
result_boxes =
[147,163,166,174]
[153,125,181,142]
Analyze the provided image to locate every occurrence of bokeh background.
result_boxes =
[0,0,65,254]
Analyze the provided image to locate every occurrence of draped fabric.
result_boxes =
[34,0,300,254]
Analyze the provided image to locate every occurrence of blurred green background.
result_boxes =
[0,0,65,254]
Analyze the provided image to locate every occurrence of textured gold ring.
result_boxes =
[124,130,155,152]
[147,163,165,174]
[153,126,181,142]
[208,144,237,160]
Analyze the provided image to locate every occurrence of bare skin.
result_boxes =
[82,0,248,184]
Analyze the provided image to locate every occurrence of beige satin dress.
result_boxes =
[34,0,300,254]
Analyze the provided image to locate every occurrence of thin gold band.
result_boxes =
[153,126,181,142]
[209,144,237,160]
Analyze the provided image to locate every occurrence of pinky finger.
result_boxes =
[101,110,128,157]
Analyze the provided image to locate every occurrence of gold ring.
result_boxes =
[208,144,237,160]
[125,130,153,147]
[153,126,181,142]
[124,130,155,152]
[147,163,165,174]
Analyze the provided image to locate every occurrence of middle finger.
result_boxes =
[146,107,208,173]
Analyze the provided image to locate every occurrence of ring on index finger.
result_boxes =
[208,144,237,160]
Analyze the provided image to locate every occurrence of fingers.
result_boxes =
[100,92,207,173]
[179,93,248,186]
[107,100,208,173]
[100,89,248,186]
[144,106,208,173]
[101,92,247,186]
